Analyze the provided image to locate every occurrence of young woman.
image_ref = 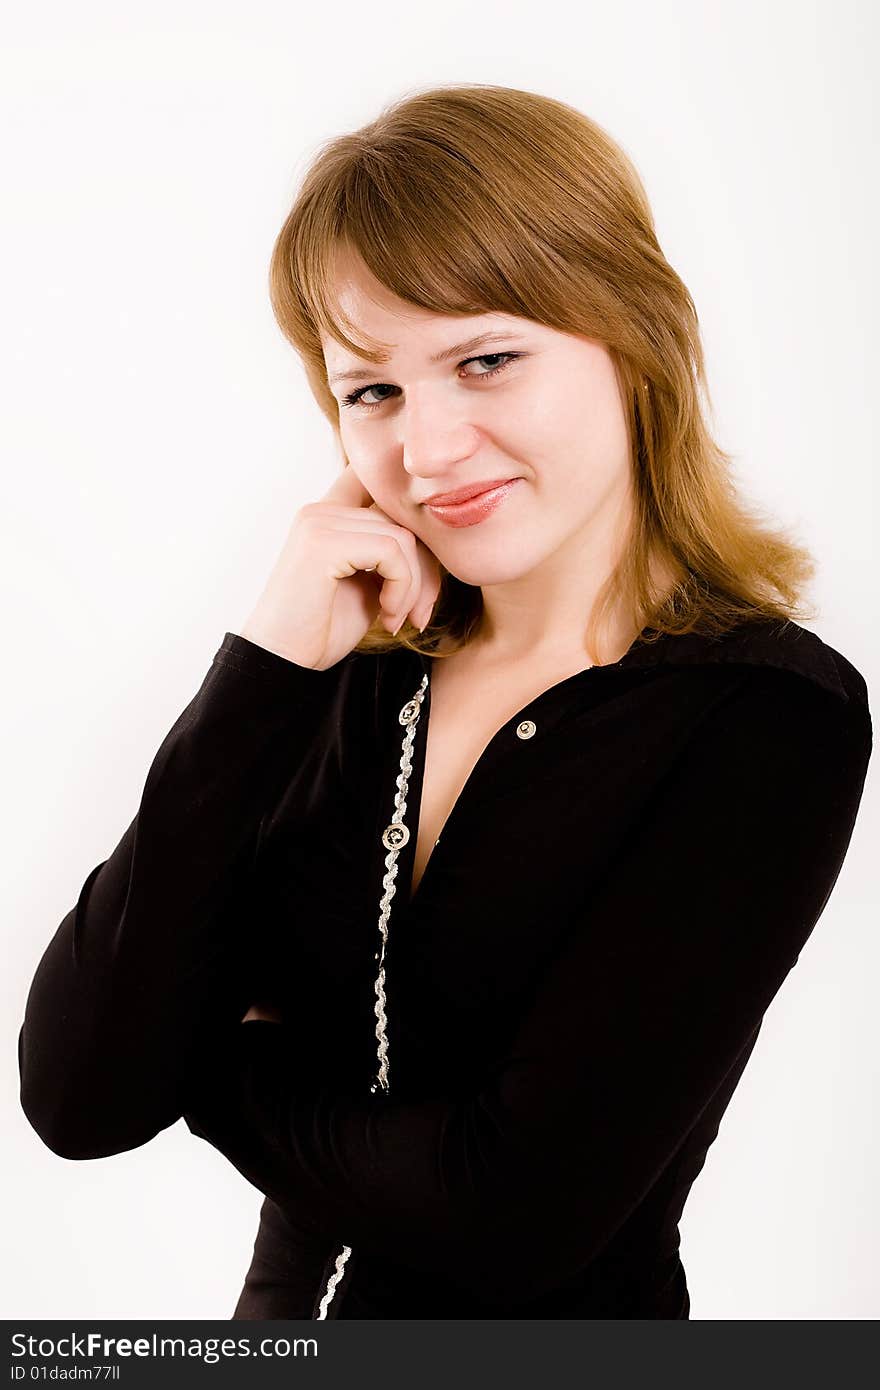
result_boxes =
[19,83,872,1320]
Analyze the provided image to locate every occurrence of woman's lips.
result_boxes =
[425,478,521,528]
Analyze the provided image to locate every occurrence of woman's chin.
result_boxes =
[440,553,542,588]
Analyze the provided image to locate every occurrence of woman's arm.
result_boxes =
[182,666,872,1306]
[18,632,352,1160]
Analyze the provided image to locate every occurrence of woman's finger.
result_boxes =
[320,528,420,628]
[320,462,377,509]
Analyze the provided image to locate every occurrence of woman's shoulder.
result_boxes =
[627,617,870,715]
[724,618,869,714]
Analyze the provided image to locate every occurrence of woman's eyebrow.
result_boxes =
[328,331,528,385]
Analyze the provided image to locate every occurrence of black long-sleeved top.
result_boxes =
[18,617,872,1319]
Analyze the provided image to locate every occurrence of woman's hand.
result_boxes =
[240,464,442,671]
[241,1003,283,1023]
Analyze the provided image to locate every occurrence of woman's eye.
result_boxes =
[348,383,396,408]
[340,351,523,411]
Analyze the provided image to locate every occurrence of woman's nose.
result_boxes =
[398,388,480,475]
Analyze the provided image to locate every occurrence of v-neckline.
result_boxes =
[391,614,837,910]
[400,649,606,912]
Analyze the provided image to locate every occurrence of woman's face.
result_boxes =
[321,248,634,588]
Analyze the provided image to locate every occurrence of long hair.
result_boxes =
[267,82,817,666]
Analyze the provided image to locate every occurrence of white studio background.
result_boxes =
[2,0,877,1322]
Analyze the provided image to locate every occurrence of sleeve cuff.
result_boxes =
[213,631,357,689]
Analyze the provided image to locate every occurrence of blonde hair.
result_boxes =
[267,82,817,665]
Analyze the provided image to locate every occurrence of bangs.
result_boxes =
[292,140,541,363]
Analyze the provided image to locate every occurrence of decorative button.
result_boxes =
[399,699,421,725]
[382,822,411,851]
[516,720,537,740]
